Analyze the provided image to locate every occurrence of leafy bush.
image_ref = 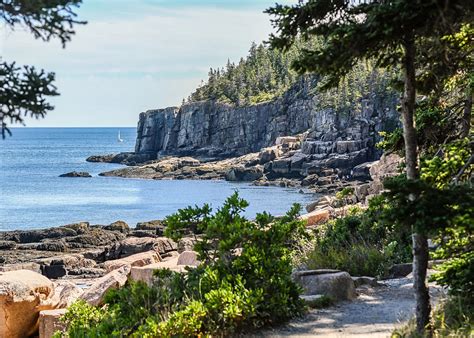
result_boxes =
[59,193,307,337]
[305,196,412,278]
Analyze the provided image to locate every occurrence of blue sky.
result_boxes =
[0,0,296,127]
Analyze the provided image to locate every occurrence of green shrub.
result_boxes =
[52,301,106,338]
[60,193,306,337]
[305,295,334,309]
[306,241,393,277]
[305,197,412,278]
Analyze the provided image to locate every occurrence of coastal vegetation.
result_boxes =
[1,1,472,337]
[187,39,395,118]
[267,0,473,335]
[56,193,307,337]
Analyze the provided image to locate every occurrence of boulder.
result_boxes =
[0,240,16,249]
[270,159,291,175]
[301,174,319,187]
[225,166,263,181]
[351,161,376,180]
[51,280,83,308]
[136,220,166,235]
[80,265,131,306]
[369,153,403,182]
[39,309,67,338]
[103,251,161,272]
[275,136,299,145]
[293,270,356,301]
[258,147,279,164]
[354,183,370,203]
[38,254,97,279]
[130,258,187,286]
[0,262,41,273]
[64,228,125,248]
[0,270,55,338]
[177,251,200,266]
[59,171,92,178]
[129,230,159,238]
[107,237,177,259]
[389,263,412,278]
[352,276,380,288]
[103,220,129,233]
[299,209,330,226]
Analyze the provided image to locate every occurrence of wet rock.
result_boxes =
[136,220,166,234]
[86,152,154,165]
[59,171,92,178]
[38,254,97,279]
[225,166,263,181]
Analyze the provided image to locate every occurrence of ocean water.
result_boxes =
[0,128,314,231]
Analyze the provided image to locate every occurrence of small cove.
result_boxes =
[0,128,314,230]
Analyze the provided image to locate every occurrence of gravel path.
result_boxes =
[255,277,446,337]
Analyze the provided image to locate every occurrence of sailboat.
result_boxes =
[117,130,124,143]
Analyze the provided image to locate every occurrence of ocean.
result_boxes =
[0,128,313,231]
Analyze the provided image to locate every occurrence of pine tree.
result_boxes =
[266,0,473,334]
[0,0,86,137]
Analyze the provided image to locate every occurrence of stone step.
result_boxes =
[39,309,67,338]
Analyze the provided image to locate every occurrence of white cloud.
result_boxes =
[0,2,290,127]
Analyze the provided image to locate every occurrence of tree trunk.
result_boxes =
[402,37,431,335]
[461,88,472,138]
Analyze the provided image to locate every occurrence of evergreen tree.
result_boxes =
[266,0,473,334]
[0,0,86,138]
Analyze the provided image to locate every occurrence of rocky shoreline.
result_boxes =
[1,151,401,275]
[0,152,402,337]
[89,135,397,195]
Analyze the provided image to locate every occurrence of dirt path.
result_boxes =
[256,277,446,337]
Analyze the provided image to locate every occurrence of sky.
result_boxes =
[1,0,296,127]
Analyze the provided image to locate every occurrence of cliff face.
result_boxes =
[135,77,399,164]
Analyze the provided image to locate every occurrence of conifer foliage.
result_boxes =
[0,0,85,137]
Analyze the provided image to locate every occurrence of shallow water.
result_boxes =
[0,128,313,230]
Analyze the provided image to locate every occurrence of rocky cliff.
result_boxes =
[134,77,399,167]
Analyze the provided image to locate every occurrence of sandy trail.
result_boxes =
[256,277,445,337]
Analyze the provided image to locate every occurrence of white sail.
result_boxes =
[117,130,124,142]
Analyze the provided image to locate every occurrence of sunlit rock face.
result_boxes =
[134,77,399,172]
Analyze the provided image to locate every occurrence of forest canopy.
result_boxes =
[187,39,396,112]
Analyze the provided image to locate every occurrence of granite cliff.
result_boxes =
[92,76,400,193]
[134,76,398,164]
